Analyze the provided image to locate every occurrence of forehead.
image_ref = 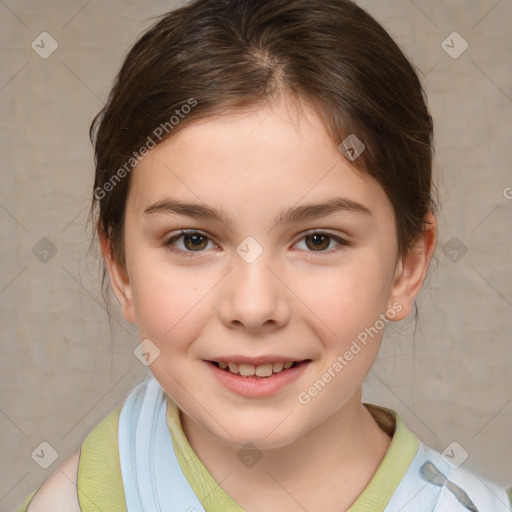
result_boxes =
[126,99,392,224]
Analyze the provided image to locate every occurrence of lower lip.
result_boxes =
[207,361,310,398]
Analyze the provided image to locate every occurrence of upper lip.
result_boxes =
[206,355,309,365]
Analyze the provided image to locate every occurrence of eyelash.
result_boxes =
[164,230,351,258]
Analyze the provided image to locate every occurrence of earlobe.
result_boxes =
[387,213,437,321]
[99,229,137,324]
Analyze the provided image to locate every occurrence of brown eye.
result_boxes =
[294,231,349,256]
[165,230,216,255]
[305,233,331,251]
[182,233,208,251]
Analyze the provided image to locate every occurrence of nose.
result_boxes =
[218,249,291,333]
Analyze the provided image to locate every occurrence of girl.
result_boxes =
[17,0,512,510]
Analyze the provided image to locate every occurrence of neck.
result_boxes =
[180,389,392,511]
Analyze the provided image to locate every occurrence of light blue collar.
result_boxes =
[118,372,206,512]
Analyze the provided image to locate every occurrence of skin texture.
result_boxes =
[101,96,437,511]
[26,448,81,512]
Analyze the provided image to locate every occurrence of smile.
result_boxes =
[211,360,298,377]
[207,359,310,398]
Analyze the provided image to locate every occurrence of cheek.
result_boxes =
[129,260,210,343]
[296,254,394,344]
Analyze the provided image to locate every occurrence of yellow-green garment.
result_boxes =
[14,398,511,511]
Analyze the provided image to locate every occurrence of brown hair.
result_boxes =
[89,0,436,304]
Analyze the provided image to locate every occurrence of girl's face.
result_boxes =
[105,98,434,449]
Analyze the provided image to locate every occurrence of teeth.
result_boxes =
[272,362,284,372]
[216,360,297,376]
[238,363,255,376]
[255,363,273,377]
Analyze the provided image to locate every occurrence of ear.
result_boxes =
[387,213,437,321]
[99,227,137,324]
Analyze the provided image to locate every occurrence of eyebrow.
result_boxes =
[143,197,372,226]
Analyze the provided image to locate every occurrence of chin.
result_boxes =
[204,417,305,451]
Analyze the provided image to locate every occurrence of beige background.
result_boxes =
[1,0,511,509]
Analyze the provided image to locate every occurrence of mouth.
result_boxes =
[208,360,307,378]
[206,358,311,397]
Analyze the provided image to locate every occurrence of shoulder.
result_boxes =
[26,402,126,512]
[78,403,127,510]
[415,443,511,511]
[26,448,81,512]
